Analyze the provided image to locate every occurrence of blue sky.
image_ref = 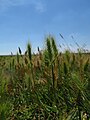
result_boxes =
[0,0,90,55]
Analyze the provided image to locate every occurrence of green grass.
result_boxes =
[0,36,90,120]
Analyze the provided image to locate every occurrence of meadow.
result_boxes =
[0,36,90,120]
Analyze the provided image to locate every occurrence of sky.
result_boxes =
[0,0,90,55]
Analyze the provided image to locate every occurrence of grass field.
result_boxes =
[0,36,90,120]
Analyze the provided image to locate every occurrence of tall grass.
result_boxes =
[0,35,90,119]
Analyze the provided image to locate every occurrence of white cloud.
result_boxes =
[0,0,46,13]
[32,1,46,13]
[0,0,25,12]
[0,0,24,7]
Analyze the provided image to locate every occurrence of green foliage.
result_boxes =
[0,35,90,119]
[27,42,32,61]
[46,37,53,62]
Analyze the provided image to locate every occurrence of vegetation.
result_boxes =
[0,35,90,120]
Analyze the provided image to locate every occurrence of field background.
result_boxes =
[0,36,90,120]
